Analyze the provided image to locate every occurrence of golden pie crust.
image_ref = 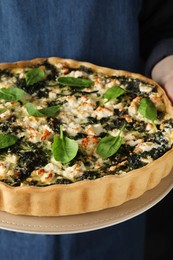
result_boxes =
[0,57,173,216]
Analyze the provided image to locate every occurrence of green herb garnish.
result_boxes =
[25,103,61,117]
[0,87,26,102]
[138,98,157,122]
[96,125,125,158]
[58,77,93,88]
[52,126,78,163]
[26,68,46,85]
[0,133,17,149]
[0,108,7,114]
[103,85,126,102]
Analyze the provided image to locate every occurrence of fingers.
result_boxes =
[163,77,173,104]
[151,55,173,104]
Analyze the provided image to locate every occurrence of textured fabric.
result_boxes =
[0,215,145,260]
[0,0,154,260]
[0,0,142,72]
[139,0,173,61]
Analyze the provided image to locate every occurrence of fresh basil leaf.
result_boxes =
[52,126,78,163]
[138,98,157,122]
[0,133,17,149]
[0,87,26,101]
[96,134,123,158]
[103,85,126,102]
[58,77,93,88]
[25,102,61,117]
[26,68,46,85]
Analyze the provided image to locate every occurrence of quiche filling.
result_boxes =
[0,61,172,187]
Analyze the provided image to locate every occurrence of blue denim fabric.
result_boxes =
[0,215,145,260]
[0,0,142,72]
[0,1,145,260]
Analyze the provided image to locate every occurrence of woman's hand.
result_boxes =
[152,55,173,104]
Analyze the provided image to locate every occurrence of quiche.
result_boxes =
[0,57,172,216]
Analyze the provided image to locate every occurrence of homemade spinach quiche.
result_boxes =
[0,57,172,216]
